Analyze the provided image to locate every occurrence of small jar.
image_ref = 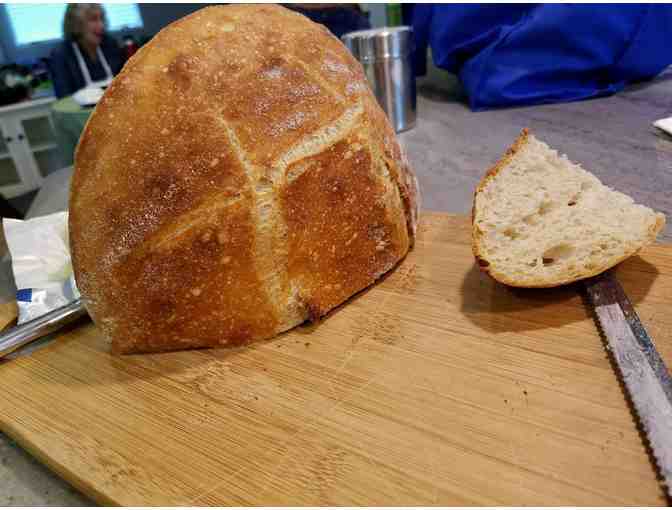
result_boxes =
[342,26,416,133]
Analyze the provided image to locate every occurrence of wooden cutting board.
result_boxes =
[1,212,671,506]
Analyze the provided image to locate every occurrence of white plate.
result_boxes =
[72,85,106,107]
[653,117,672,136]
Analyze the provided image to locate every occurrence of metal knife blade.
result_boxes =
[584,271,672,496]
[0,299,86,360]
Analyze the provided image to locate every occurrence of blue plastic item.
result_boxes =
[408,4,672,110]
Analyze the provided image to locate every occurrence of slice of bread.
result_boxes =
[472,129,666,288]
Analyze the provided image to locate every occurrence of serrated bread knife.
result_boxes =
[584,270,672,496]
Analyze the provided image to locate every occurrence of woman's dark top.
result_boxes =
[48,36,124,98]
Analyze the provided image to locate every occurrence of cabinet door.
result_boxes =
[16,111,63,180]
[0,119,39,199]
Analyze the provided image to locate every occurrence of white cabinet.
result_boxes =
[0,97,62,199]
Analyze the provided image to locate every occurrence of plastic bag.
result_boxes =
[2,212,79,324]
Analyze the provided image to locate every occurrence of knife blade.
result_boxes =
[584,270,672,496]
[0,299,86,359]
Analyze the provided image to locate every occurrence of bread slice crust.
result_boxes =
[472,129,665,288]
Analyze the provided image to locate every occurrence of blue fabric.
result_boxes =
[409,4,672,110]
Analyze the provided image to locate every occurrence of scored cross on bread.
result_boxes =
[69,5,419,354]
[472,129,666,288]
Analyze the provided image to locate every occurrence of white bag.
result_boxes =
[2,212,79,324]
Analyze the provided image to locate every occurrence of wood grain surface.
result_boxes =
[0,212,670,506]
[0,300,17,331]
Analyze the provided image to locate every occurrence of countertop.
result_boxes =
[1,67,671,506]
[0,96,56,115]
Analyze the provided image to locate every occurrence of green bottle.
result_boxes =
[386,3,402,26]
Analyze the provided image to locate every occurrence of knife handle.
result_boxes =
[0,299,87,359]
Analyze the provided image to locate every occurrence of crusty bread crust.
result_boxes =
[69,4,419,353]
[472,129,665,288]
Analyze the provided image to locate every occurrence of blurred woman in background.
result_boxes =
[49,4,124,98]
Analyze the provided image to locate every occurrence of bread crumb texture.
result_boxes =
[473,130,665,288]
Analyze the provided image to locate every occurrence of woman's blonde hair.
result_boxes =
[63,4,107,42]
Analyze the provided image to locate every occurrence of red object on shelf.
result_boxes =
[123,38,138,60]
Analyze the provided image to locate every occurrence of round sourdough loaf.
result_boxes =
[69,4,419,354]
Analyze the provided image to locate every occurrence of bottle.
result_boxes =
[386,3,402,26]
[123,36,138,60]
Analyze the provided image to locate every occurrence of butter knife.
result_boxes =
[584,271,672,496]
[0,299,86,359]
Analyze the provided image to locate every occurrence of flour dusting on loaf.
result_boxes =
[69,5,419,354]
